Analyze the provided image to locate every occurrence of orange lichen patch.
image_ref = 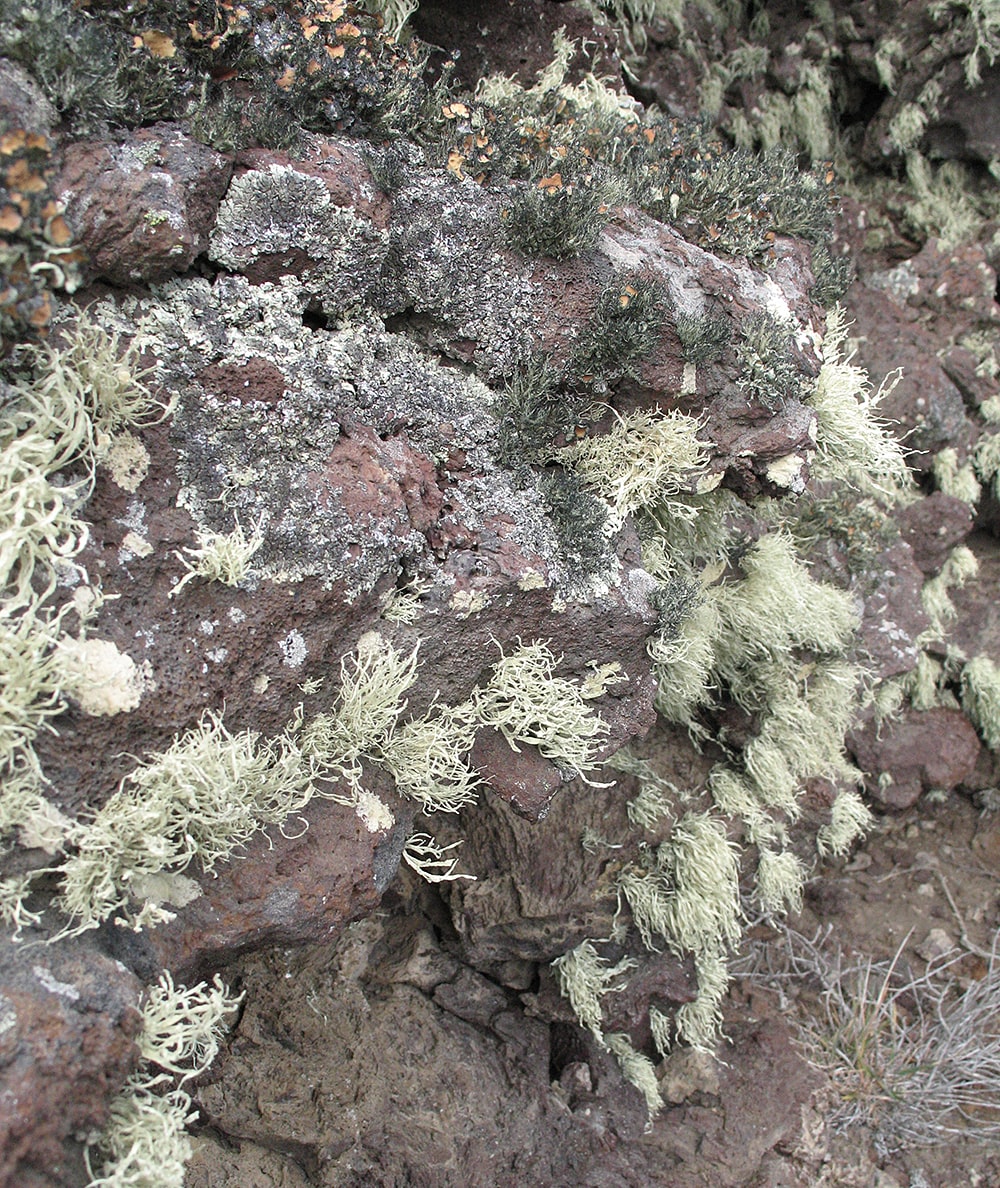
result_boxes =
[5,160,47,193]
[312,0,347,18]
[442,102,470,119]
[0,206,22,233]
[276,65,296,89]
[537,173,563,192]
[326,43,345,58]
[446,151,465,178]
[335,22,361,38]
[140,29,176,57]
[306,58,322,74]
[27,293,52,328]
[299,15,319,38]
[44,215,72,247]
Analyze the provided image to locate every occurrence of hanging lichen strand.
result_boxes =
[553,304,912,1077]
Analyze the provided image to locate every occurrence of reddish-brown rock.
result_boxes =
[56,124,232,284]
[851,707,983,809]
[0,937,142,1188]
[896,491,974,575]
[116,787,409,984]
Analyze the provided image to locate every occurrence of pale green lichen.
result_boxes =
[921,545,978,636]
[626,782,674,831]
[357,0,418,39]
[674,948,729,1052]
[961,655,1000,750]
[57,713,319,933]
[605,1032,663,1120]
[552,939,637,1040]
[647,597,718,727]
[973,431,1000,499]
[299,632,419,782]
[557,409,710,529]
[888,103,929,154]
[817,788,874,857]
[649,1003,673,1059]
[379,707,479,813]
[930,0,1000,84]
[470,641,608,781]
[807,307,912,500]
[401,833,475,883]
[85,972,241,1188]
[169,515,265,596]
[755,846,805,915]
[658,812,741,956]
[85,1086,196,1188]
[934,447,982,505]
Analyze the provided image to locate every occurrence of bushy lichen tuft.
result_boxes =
[557,408,710,530]
[961,655,1000,751]
[470,640,609,782]
[807,307,912,500]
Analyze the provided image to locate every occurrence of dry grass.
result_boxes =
[740,925,1000,1152]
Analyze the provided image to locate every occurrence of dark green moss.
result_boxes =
[809,243,855,307]
[737,312,806,411]
[675,311,731,364]
[0,0,127,131]
[494,355,595,474]
[572,274,668,379]
[502,176,621,260]
[791,492,900,574]
[540,469,610,577]
[650,575,701,642]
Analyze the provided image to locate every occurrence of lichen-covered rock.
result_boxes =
[56,124,232,285]
[209,157,388,312]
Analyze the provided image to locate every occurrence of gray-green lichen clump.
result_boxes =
[92,278,572,598]
[209,165,389,314]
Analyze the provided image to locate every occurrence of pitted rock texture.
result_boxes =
[0,937,141,1188]
[56,125,232,285]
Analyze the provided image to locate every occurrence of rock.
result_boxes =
[926,62,1000,165]
[659,1046,721,1105]
[941,344,1000,411]
[856,540,929,682]
[0,61,56,135]
[645,1017,823,1187]
[848,284,975,471]
[851,707,983,809]
[411,0,622,92]
[896,492,974,575]
[103,788,408,984]
[0,935,142,1188]
[55,124,232,284]
[947,532,1000,659]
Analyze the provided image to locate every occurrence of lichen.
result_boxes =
[209,165,389,315]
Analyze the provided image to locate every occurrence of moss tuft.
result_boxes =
[736,312,806,410]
